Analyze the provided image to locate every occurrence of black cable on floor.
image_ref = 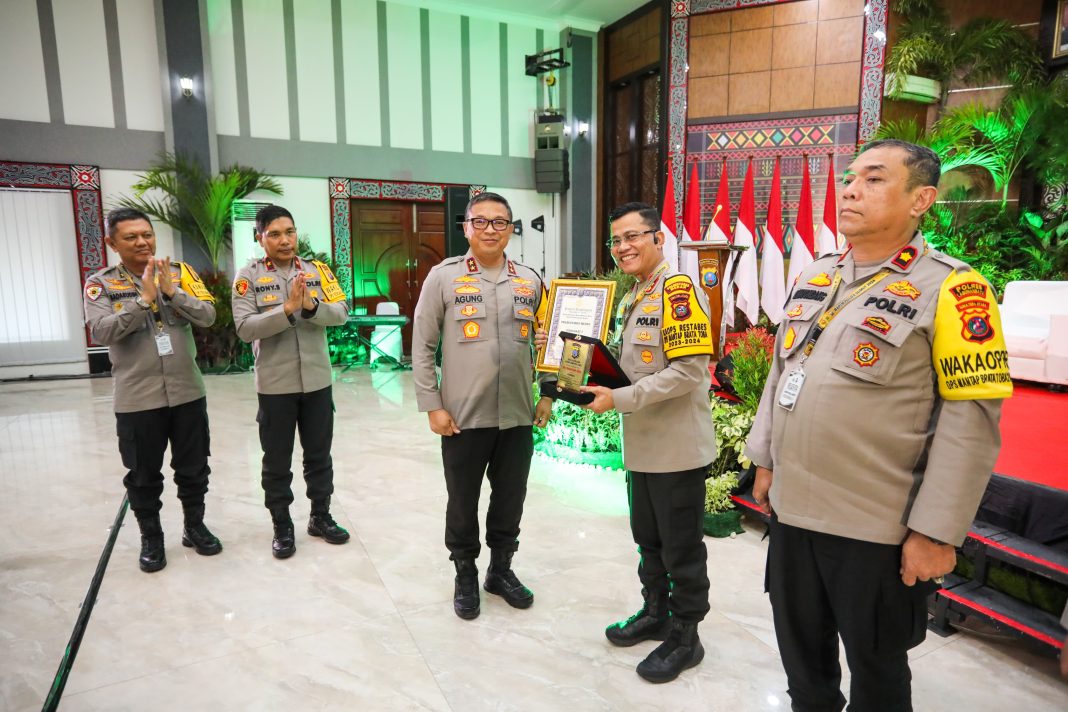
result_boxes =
[42,493,129,712]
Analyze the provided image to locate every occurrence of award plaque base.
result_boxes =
[540,332,630,406]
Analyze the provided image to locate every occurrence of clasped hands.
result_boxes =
[283,273,317,316]
[138,257,176,303]
[427,398,554,437]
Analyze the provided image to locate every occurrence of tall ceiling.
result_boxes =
[392,0,653,31]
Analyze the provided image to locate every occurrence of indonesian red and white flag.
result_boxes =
[707,159,736,326]
[680,162,701,284]
[733,159,760,326]
[816,155,840,255]
[760,156,786,324]
[660,163,680,271]
[786,157,816,289]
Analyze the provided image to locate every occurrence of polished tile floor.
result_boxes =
[1,372,1065,711]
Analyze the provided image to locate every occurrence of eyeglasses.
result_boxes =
[466,217,513,232]
[605,229,657,249]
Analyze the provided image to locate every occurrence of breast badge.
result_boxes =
[785,304,804,318]
[520,323,530,337]
[884,280,920,300]
[783,326,796,350]
[513,287,535,297]
[256,276,275,284]
[642,305,659,313]
[460,305,478,317]
[641,350,654,363]
[454,275,479,283]
[861,316,892,335]
[262,294,278,303]
[517,308,534,318]
[852,342,880,367]
[637,330,652,341]
[807,273,832,287]
[455,286,481,294]
[511,277,533,285]
[463,321,481,339]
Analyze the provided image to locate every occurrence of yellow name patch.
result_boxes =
[660,275,714,359]
[932,270,1012,400]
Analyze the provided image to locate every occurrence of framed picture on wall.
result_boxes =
[1054,0,1068,59]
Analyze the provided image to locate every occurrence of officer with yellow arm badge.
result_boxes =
[412,191,554,622]
[745,140,1013,711]
[232,205,350,560]
[84,208,221,573]
[581,202,716,684]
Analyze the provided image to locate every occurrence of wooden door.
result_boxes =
[350,200,445,354]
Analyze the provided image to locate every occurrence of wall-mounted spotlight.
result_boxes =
[179,77,194,97]
[577,121,590,137]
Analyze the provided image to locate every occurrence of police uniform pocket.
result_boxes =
[778,305,818,359]
[875,577,935,653]
[669,476,704,538]
[454,311,486,343]
[513,304,536,341]
[831,316,916,385]
[116,420,139,470]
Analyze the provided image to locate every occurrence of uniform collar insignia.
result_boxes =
[466,257,479,273]
[263,258,275,271]
[507,260,517,276]
[891,245,918,271]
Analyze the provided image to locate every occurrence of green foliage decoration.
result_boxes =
[726,327,775,413]
[704,471,739,515]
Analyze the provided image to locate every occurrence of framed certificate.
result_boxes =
[535,279,616,372]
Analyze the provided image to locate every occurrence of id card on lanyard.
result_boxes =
[121,266,173,357]
[777,268,892,410]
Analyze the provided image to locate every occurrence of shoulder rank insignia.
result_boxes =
[891,246,918,270]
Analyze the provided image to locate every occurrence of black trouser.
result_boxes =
[115,397,211,517]
[628,467,711,623]
[767,518,936,712]
[256,386,335,513]
[441,426,533,560]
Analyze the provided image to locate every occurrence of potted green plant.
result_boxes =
[704,471,743,538]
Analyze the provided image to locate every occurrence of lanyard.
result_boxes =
[611,262,670,346]
[798,268,891,362]
[119,265,166,332]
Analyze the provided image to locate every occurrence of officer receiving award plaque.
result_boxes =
[535,279,616,372]
[547,331,630,405]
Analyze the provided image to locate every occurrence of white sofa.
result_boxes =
[1000,280,1068,386]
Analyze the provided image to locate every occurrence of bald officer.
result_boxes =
[745,140,1012,711]
[412,191,553,621]
[233,204,350,559]
[582,201,716,684]
[84,207,221,572]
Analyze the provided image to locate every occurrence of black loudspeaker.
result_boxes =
[445,185,470,257]
[535,148,569,193]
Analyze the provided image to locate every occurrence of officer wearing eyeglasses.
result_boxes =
[581,201,716,684]
[412,191,554,621]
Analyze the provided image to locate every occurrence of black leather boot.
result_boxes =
[453,558,480,620]
[483,549,534,609]
[605,589,671,647]
[308,498,350,544]
[271,509,296,559]
[181,503,222,556]
[635,618,705,683]
[135,513,166,573]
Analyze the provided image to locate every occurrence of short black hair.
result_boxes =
[465,191,512,220]
[859,139,941,190]
[608,202,659,231]
[105,207,152,238]
[255,204,294,234]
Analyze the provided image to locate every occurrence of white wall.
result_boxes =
[98,170,179,266]
[490,187,560,281]
[243,175,331,263]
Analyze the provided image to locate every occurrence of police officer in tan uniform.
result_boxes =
[233,205,350,559]
[745,140,1013,710]
[412,191,553,620]
[84,207,221,572]
[582,202,716,684]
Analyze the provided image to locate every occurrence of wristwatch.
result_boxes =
[135,296,151,310]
